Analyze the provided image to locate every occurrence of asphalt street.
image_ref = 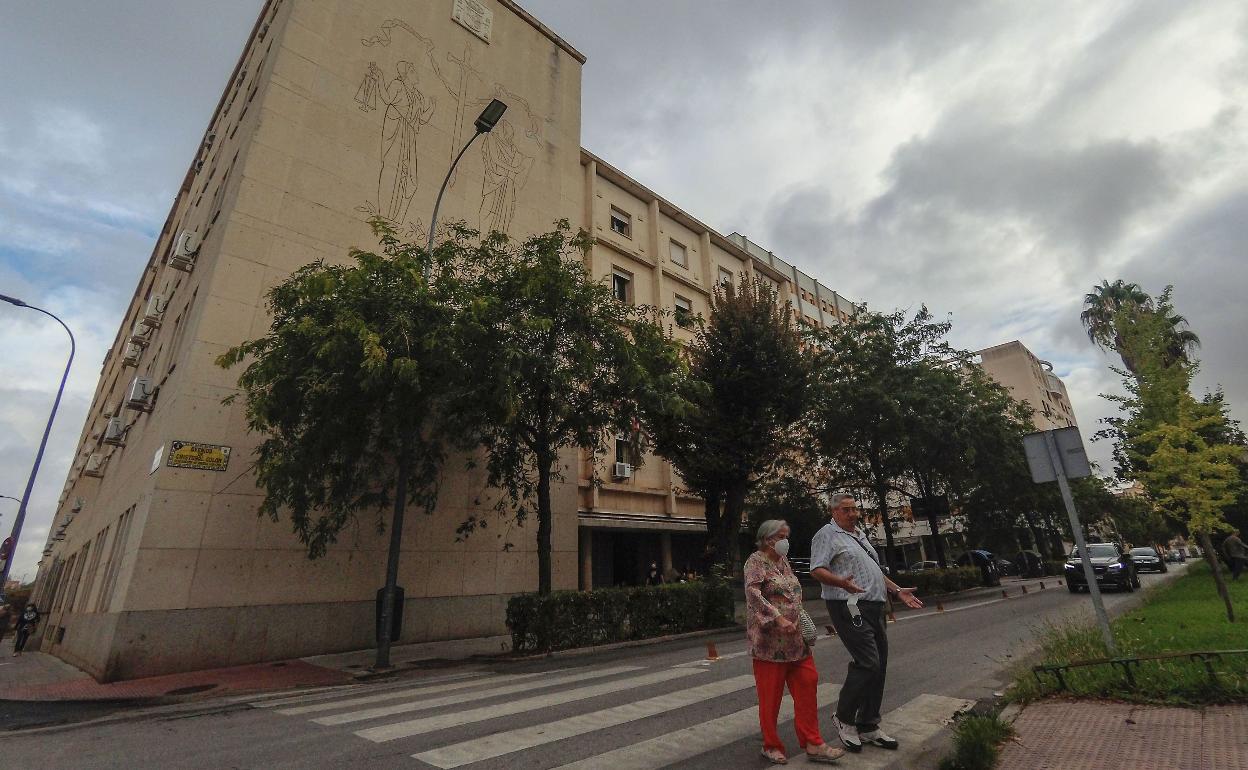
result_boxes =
[1,566,1185,769]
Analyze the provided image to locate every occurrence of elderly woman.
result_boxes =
[745,519,843,764]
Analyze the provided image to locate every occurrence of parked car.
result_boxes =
[1066,543,1139,592]
[788,557,813,583]
[1011,550,1045,578]
[1164,549,1186,563]
[1128,546,1168,574]
[907,560,940,572]
[994,556,1017,576]
[955,549,1002,586]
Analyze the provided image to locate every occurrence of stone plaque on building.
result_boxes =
[452,0,493,43]
[167,441,232,472]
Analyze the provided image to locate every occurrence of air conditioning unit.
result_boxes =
[612,462,633,480]
[71,497,85,512]
[122,342,143,367]
[142,294,167,327]
[103,417,126,446]
[84,453,106,478]
[126,376,156,411]
[169,230,201,272]
[130,321,154,347]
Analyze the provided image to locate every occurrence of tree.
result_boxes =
[1081,279,1153,373]
[639,275,813,575]
[809,307,959,570]
[218,220,465,666]
[450,222,651,595]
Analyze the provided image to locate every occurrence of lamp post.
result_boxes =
[0,295,75,599]
[373,99,507,670]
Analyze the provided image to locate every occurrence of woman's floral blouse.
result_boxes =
[744,550,807,662]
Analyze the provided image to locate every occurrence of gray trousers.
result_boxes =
[826,599,888,732]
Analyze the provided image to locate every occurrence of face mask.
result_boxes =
[773,538,790,557]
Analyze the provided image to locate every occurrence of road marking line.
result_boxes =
[278,672,538,715]
[413,674,758,768]
[315,665,643,726]
[355,667,703,743]
[250,671,490,708]
[550,682,841,770]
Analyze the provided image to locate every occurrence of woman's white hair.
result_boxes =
[756,519,788,549]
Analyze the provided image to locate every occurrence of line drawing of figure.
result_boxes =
[367,60,435,224]
[478,120,533,235]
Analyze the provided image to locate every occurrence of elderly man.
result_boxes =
[810,493,923,754]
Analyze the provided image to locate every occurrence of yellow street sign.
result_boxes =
[166,441,232,472]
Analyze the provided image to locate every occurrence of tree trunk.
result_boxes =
[873,481,899,572]
[1197,530,1234,622]
[722,482,748,577]
[1023,510,1050,560]
[702,488,723,572]
[376,441,411,669]
[536,453,554,595]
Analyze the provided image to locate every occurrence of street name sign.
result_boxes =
[167,441,232,472]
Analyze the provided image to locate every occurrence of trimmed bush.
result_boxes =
[507,579,735,654]
[894,566,982,596]
[1043,559,1067,576]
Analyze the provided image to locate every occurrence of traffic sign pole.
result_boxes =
[1044,430,1116,655]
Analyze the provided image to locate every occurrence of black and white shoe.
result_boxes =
[833,716,862,753]
[859,728,899,750]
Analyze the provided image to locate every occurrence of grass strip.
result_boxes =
[1011,561,1248,705]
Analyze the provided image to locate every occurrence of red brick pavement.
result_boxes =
[4,659,351,702]
[998,699,1248,770]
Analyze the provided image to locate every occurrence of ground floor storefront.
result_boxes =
[576,512,708,589]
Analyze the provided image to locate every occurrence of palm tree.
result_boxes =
[1161,312,1201,367]
[1081,279,1153,372]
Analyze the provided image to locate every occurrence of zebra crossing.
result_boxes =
[250,662,974,769]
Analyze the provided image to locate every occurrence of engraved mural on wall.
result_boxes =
[353,18,548,240]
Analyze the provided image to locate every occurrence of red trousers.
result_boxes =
[753,655,825,752]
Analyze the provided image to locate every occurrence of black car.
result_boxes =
[1011,550,1046,578]
[1128,546,1168,574]
[1065,543,1139,592]
[955,549,1002,587]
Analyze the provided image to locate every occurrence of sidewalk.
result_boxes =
[998,699,1248,769]
[0,634,510,703]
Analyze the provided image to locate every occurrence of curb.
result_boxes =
[496,625,744,662]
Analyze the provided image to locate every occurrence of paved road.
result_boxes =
[1,566,1185,769]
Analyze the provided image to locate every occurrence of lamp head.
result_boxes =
[0,294,28,308]
[474,99,508,133]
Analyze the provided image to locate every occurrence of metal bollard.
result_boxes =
[1021,585,1028,594]
[1002,589,1009,599]
[1040,581,1046,589]
[936,602,945,612]
[706,641,720,661]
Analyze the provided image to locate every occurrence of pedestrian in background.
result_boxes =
[644,562,664,586]
[13,603,40,656]
[810,494,923,754]
[1223,530,1248,580]
[745,519,844,765]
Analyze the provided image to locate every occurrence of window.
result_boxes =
[718,267,733,288]
[611,269,633,305]
[615,434,632,465]
[674,295,693,328]
[609,207,631,238]
[669,239,687,268]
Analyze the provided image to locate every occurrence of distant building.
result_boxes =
[976,341,1079,431]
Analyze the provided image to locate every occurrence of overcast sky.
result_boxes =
[2,1,1245,580]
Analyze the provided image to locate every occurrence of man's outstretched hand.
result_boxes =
[895,587,923,609]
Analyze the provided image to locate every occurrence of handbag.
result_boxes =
[797,607,818,645]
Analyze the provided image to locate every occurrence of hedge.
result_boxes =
[893,566,982,596]
[507,579,736,654]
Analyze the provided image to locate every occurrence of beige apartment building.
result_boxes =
[976,340,1079,431]
[29,0,857,681]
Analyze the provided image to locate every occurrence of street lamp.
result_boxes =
[424,99,507,256]
[372,100,508,670]
[0,294,76,598]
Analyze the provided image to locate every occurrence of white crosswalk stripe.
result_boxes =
[551,682,840,770]
[413,673,758,768]
[254,661,975,769]
[355,667,704,743]
[313,664,644,727]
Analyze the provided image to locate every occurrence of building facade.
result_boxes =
[30,0,856,681]
[976,340,1079,431]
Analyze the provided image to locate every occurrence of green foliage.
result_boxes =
[938,714,1014,770]
[636,275,813,574]
[217,219,468,558]
[506,579,735,653]
[745,476,828,558]
[1010,562,1248,705]
[449,221,662,594]
[892,567,981,596]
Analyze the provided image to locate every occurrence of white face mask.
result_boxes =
[773,538,790,557]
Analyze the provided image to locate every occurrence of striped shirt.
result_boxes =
[810,521,887,602]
